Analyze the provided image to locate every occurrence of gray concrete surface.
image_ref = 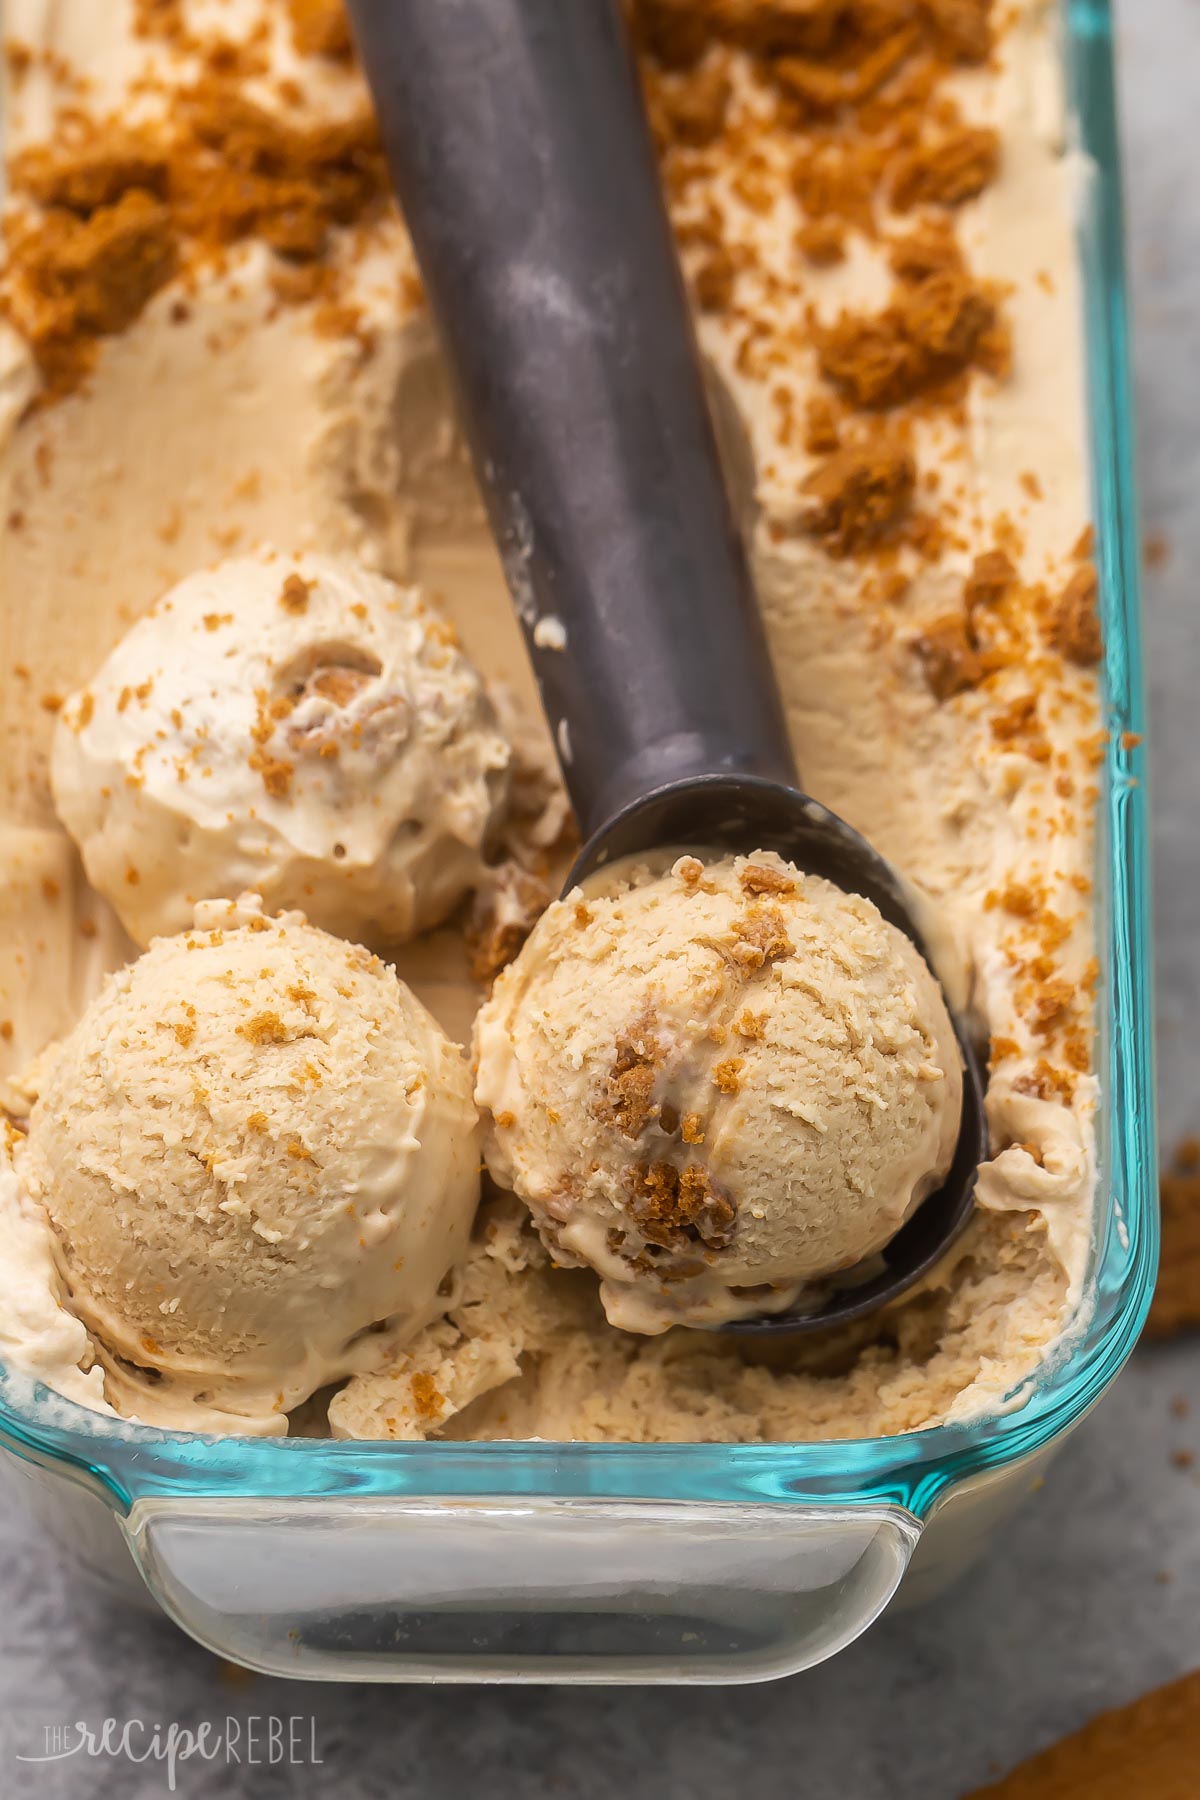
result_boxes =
[1,1,1197,1794]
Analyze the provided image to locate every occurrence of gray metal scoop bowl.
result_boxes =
[348,0,986,1334]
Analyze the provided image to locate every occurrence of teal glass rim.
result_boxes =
[0,0,1156,1526]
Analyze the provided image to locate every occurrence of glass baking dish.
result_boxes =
[0,0,1155,1684]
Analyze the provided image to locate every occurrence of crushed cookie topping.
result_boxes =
[627,1159,736,1251]
[887,216,965,281]
[633,1,994,79]
[734,1007,766,1040]
[912,614,982,700]
[595,1018,666,1139]
[236,1009,288,1045]
[738,860,797,897]
[3,191,176,396]
[408,1369,444,1422]
[732,903,795,968]
[712,1055,744,1093]
[1,59,390,401]
[286,0,354,61]
[800,439,915,554]
[795,216,846,266]
[964,547,1017,615]
[649,57,732,149]
[1050,562,1103,665]
[279,572,314,614]
[889,123,1000,211]
[803,391,842,454]
[814,265,1007,411]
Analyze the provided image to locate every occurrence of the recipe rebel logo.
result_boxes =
[11,1713,323,1790]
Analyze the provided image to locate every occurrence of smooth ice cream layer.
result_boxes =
[0,0,1101,1440]
[51,550,512,948]
[17,895,479,1434]
[476,852,963,1333]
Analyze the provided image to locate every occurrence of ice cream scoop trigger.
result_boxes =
[349,0,987,1333]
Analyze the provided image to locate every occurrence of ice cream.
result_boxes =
[50,551,512,949]
[475,851,963,1332]
[17,893,480,1433]
[0,0,1104,1442]
[0,1125,113,1416]
[328,1190,1065,1443]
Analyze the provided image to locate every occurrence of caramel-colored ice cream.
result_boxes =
[0,0,1102,1443]
[476,852,962,1332]
[18,894,479,1434]
[51,551,511,948]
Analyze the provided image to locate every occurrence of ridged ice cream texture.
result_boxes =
[475,852,963,1332]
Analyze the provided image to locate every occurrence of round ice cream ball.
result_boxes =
[475,852,963,1333]
[21,894,480,1432]
[51,550,512,948]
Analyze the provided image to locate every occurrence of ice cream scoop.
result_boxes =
[348,0,986,1331]
[18,894,480,1433]
[477,852,964,1333]
[51,551,511,949]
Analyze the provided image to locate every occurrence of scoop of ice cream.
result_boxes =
[19,894,480,1432]
[50,550,512,948]
[0,1126,113,1417]
[475,852,963,1333]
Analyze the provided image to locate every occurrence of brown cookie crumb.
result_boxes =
[409,1370,445,1423]
[1,90,388,402]
[248,749,295,799]
[286,0,353,60]
[628,1160,735,1250]
[964,547,1017,615]
[692,244,737,312]
[681,1112,705,1145]
[279,572,314,614]
[1012,1059,1076,1104]
[4,189,176,395]
[738,861,797,897]
[888,219,964,284]
[1029,977,1074,1035]
[814,267,1003,410]
[595,1019,666,1140]
[712,1056,744,1094]
[889,124,1000,211]
[733,905,795,968]
[922,0,994,64]
[803,392,841,455]
[800,441,916,554]
[990,691,1040,743]
[913,614,983,700]
[653,58,731,147]
[1050,562,1103,665]
[237,1010,288,1045]
[796,218,846,266]
[12,133,169,212]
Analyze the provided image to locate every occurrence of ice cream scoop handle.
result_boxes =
[347,0,796,840]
